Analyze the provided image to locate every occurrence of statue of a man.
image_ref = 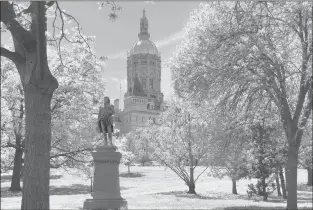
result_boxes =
[97,96,115,147]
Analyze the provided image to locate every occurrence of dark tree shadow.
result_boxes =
[50,184,130,196]
[50,184,91,195]
[1,175,13,183]
[223,206,312,210]
[1,174,62,183]
[1,184,130,197]
[50,174,63,180]
[1,187,22,198]
[157,191,247,200]
[298,183,313,192]
[119,172,145,178]
[157,190,312,204]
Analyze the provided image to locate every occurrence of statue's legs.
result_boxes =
[107,125,113,146]
[100,121,108,146]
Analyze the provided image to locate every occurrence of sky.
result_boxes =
[2,1,203,109]
[57,1,203,109]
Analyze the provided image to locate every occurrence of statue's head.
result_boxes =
[104,96,110,104]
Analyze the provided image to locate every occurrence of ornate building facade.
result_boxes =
[113,10,164,133]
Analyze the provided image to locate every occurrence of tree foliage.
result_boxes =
[115,136,136,173]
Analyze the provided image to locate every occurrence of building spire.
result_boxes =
[138,9,150,40]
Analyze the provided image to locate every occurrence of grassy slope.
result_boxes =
[1,166,312,209]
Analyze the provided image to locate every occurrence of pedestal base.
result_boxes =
[83,145,127,210]
[83,198,127,210]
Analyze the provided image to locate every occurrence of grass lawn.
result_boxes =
[1,166,312,209]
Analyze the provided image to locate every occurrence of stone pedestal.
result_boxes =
[83,146,127,210]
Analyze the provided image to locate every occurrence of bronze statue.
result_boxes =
[97,96,115,147]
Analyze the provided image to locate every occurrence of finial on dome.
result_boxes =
[138,9,150,40]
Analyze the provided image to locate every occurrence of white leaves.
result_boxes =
[115,137,135,165]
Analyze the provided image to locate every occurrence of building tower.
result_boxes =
[114,9,164,133]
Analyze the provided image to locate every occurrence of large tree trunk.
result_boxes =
[261,177,268,201]
[275,171,282,196]
[188,182,196,194]
[285,167,288,191]
[187,167,196,194]
[307,168,312,186]
[19,2,58,210]
[279,166,287,199]
[10,97,24,192]
[127,164,130,174]
[286,144,299,210]
[9,146,23,192]
[90,177,93,192]
[21,84,56,210]
[232,178,237,194]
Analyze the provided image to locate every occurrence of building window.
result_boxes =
[149,79,153,89]
[141,60,147,65]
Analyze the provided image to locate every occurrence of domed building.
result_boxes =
[113,9,164,133]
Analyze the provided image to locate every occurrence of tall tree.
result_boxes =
[145,99,211,194]
[1,57,25,191]
[170,2,312,209]
[207,119,250,195]
[1,3,58,208]
[299,121,313,186]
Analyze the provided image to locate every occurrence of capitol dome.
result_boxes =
[130,40,158,56]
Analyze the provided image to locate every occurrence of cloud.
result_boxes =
[107,30,184,60]
[107,51,128,60]
[144,1,155,4]
[155,30,184,49]
[112,77,127,89]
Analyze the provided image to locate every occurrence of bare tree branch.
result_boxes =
[0,1,35,52]
[194,166,209,183]
[0,47,24,65]
[50,148,92,159]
